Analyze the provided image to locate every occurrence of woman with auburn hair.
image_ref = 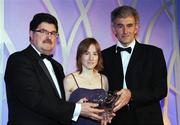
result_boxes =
[64,38,109,125]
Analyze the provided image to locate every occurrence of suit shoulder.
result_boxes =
[52,59,62,65]
[7,50,27,62]
[102,45,116,52]
[139,43,163,52]
[8,46,32,59]
[52,59,64,71]
[102,45,116,54]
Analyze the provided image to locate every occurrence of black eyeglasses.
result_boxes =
[33,29,59,37]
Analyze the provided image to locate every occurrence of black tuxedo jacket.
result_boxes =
[4,45,75,125]
[102,41,167,125]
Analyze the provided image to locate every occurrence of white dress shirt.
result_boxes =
[31,44,81,121]
[117,40,135,88]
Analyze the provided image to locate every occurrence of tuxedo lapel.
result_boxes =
[127,42,141,71]
[38,60,61,98]
[25,45,61,98]
[109,46,124,89]
[50,61,66,99]
[114,48,124,79]
[126,42,142,87]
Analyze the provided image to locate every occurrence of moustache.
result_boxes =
[43,39,52,44]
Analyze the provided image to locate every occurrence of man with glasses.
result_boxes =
[4,13,106,125]
[102,5,167,124]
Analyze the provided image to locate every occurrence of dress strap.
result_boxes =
[100,74,103,89]
[71,73,79,88]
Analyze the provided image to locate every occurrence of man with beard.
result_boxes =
[4,13,105,125]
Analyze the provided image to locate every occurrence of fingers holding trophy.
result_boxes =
[87,91,120,123]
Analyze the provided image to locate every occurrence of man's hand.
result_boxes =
[80,102,104,121]
[113,89,131,112]
[100,113,116,125]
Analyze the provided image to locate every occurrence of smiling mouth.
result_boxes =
[88,62,95,65]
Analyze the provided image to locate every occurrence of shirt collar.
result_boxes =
[30,44,41,56]
[116,39,136,53]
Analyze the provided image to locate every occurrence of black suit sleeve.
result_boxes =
[5,53,75,124]
[129,48,167,108]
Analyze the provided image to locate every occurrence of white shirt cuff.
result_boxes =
[72,103,81,121]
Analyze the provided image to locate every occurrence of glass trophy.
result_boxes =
[88,91,120,117]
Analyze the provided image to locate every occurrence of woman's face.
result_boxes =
[81,44,99,70]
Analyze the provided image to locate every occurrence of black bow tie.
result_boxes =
[116,46,132,54]
[40,54,53,61]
